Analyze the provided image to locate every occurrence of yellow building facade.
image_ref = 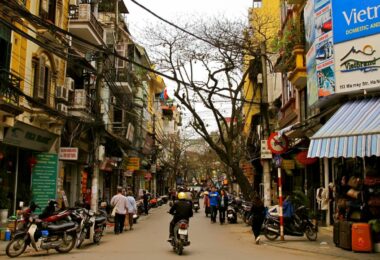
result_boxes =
[243,0,281,136]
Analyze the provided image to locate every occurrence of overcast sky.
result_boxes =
[124,0,252,137]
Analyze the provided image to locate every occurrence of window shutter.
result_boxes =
[41,0,49,13]
[116,44,125,68]
[45,67,51,105]
[37,56,46,99]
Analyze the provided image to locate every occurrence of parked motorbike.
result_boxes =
[6,203,77,258]
[170,220,190,255]
[227,201,238,224]
[263,205,318,241]
[75,208,107,248]
[192,200,200,213]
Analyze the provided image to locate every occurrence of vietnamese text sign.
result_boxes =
[335,34,380,93]
[59,147,78,160]
[127,157,140,171]
[32,153,58,213]
[332,0,380,44]
[3,122,57,151]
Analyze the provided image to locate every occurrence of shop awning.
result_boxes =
[308,97,380,158]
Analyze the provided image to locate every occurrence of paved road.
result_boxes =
[1,203,358,260]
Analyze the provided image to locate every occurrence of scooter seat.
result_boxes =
[95,216,106,223]
[47,222,76,231]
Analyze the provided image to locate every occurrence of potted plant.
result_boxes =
[0,189,11,224]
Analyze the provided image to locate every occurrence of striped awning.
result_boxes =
[308,97,380,158]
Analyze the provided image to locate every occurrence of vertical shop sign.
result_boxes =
[305,0,336,106]
[31,153,58,213]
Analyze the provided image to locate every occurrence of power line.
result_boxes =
[1,0,259,104]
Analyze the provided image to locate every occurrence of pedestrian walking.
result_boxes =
[203,191,210,217]
[143,190,149,215]
[125,191,137,231]
[209,186,219,223]
[250,193,265,244]
[111,186,128,235]
[218,189,229,224]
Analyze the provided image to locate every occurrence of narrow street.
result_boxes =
[2,204,370,260]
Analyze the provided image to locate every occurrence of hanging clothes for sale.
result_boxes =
[316,187,329,211]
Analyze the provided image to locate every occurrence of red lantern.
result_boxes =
[295,151,317,165]
[28,156,37,168]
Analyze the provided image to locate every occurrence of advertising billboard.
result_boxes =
[335,34,380,93]
[305,0,335,106]
[332,0,380,44]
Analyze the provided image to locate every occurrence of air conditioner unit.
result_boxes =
[57,103,68,114]
[56,85,69,101]
[65,77,75,91]
[73,89,87,109]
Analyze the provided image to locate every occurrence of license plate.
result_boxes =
[228,214,233,218]
[178,229,188,235]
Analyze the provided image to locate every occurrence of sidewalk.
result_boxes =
[232,224,380,260]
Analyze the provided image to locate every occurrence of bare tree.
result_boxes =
[142,16,272,200]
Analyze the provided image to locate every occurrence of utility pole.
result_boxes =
[90,52,104,212]
[260,41,271,207]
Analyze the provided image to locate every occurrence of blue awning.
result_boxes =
[308,97,380,158]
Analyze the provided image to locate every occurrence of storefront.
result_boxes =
[0,121,59,215]
[308,97,380,249]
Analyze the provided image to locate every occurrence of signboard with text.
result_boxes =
[127,157,140,171]
[334,34,380,92]
[31,153,58,213]
[59,147,78,160]
[332,0,380,44]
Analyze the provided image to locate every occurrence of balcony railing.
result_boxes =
[0,69,21,104]
[69,4,104,39]
[0,68,23,115]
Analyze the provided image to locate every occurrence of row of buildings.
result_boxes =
[243,0,380,226]
[0,0,181,217]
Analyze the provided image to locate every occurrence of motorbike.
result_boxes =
[240,201,252,226]
[170,220,190,255]
[192,200,200,213]
[227,201,238,224]
[263,205,318,241]
[6,203,78,258]
[75,208,107,248]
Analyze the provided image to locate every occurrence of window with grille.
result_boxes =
[253,0,262,8]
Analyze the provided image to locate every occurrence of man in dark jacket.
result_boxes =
[169,192,193,240]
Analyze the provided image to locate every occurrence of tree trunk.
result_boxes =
[231,163,253,201]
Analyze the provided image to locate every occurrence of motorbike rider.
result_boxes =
[168,192,193,241]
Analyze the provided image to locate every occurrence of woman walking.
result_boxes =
[218,189,229,224]
[250,194,265,244]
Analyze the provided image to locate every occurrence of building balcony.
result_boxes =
[68,4,104,46]
[287,46,307,89]
[0,69,24,118]
[110,69,133,94]
[279,97,297,129]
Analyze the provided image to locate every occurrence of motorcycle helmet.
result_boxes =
[178,192,187,200]
[203,191,209,195]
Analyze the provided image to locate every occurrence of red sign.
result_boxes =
[267,132,289,154]
[59,147,78,160]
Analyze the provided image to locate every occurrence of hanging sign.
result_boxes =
[267,132,289,154]
[59,147,78,160]
[31,153,58,213]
